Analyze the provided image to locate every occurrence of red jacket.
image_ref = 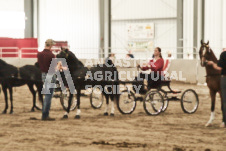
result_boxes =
[141,58,164,74]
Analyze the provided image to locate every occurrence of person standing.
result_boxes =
[37,39,56,121]
[207,48,226,128]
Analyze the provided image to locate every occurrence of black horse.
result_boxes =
[0,59,43,114]
[57,49,119,119]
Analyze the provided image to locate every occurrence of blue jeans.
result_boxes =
[42,73,56,119]
[221,77,226,123]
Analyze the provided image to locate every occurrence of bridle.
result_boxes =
[200,45,210,67]
[200,45,221,77]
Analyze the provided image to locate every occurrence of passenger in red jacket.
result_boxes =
[134,47,164,93]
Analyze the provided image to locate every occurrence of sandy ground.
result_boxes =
[0,82,226,151]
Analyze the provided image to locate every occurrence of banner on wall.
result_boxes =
[127,23,155,40]
[127,23,155,51]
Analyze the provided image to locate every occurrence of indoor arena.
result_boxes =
[0,0,226,151]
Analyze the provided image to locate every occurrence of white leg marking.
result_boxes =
[64,112,68,116]
[206,112,215,127]
[105,103,109,113]
[111,99,115,114]
[76,109,81,116]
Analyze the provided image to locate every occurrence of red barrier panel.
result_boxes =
[0,38,68,58]
[0,38,38,58]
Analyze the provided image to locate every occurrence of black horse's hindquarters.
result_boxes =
[0,59,43,113]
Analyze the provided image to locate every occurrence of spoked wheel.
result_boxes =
[143,90,164,115]
[90,87,105,109]
[117,90,136,114]
[60,89,77,111]
[162,96,169,112]
[181,89,199,114]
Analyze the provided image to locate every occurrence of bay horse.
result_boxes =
[199,40,223,127]
[57,49,119,119]
[0,59,43,114]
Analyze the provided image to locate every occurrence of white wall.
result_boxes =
[112,0,177,20]
[182,0,226,59]
[112,20,177,59]
[111,0,177,59]
[0,0,24,38]
[223,0,226,48]
[38,0,100,59]
[204,0,226,58]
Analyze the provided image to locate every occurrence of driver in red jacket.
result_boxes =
[134,47,164,93]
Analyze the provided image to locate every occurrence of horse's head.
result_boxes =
[199,40,212,67]
[57,48,70,60]
[34,62,39,68]
[57,48,84,70]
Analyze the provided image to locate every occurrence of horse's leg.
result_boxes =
[28,84,36,112]
[2,85,8,114]
[104,94,109,116]
[9,87,14,114]
[35,83,43,110]
[75,89,81,119]
[62,92,73,119]
[206,90,216,127]
[110,95,116,116]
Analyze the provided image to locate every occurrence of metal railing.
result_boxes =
[0,47,201,60]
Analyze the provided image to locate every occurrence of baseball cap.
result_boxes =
[45,39,56,46]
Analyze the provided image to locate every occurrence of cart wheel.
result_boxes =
[90,87,104,109]
[181,89,199,114]
[117,90,136,114]
[143,90,164,115]
[60,89,77,111]
[162,96,169,112]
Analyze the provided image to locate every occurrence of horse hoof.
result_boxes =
[75,115,80,119]
[35,106,42,111]
[62,115,68,119]
[104,112,108,116]
[220,122,225,128]
[10,111,14,114]
[31,109,35,112]
[205,123,212,127]
[110,113,114,117]
[2,111,6,114]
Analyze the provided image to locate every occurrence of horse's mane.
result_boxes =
[209,48,218,63]
[205,48,221,75]
[0,59,8,66]
[68,51,84,67]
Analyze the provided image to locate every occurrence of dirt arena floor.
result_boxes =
[0,82,225,151]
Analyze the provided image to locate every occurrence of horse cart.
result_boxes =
[57,75,199,116]
[89,70,199,116]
